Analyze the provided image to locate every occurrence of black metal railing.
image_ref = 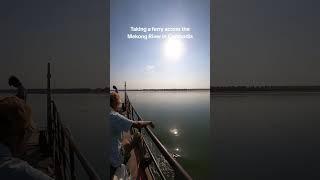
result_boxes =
[123,87,192,180]
[47,63,101,180]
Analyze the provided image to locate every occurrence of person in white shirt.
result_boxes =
[109,92,154,179]
[0,96,53,180]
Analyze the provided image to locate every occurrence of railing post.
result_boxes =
[131,106,134,120]
[124,82,126,104]
[47,63,52,155]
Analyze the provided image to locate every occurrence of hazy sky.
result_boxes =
[110,0,210,89]
[0,0,108,89]
[213,0,320,86]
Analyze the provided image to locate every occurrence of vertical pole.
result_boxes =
[131,106,134,120]
[124,81,127,97]
[47,63,52,153]
[124,81,127,114]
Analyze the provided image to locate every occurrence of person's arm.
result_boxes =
[115,113,155,131]
[131,121,154,129]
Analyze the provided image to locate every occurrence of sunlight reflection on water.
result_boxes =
[169,128,179,136]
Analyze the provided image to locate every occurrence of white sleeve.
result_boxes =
[116,114,134,132]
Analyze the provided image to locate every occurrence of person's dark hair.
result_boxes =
[8,76,21,87]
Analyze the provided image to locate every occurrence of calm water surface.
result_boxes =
[125,91,210,179]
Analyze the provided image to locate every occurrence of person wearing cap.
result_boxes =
[0,96,53,180]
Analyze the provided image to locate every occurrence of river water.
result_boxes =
[213,92,320,179]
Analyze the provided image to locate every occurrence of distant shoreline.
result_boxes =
[0,88,210,94]
[2,86,320,94]
[211,86,320,93]
[116,89,210,91]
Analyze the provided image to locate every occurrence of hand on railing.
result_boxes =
[149,122,155,129]
[132,121,155,129]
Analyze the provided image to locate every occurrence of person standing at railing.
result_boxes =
[0,96,53,180]
[8,76,27,102]
[110,92,154,179]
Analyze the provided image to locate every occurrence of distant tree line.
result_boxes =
[1,87,210,94]
[211,86,320,92]
[116,88,209,91]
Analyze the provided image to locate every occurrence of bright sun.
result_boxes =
[163,38,184,61]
